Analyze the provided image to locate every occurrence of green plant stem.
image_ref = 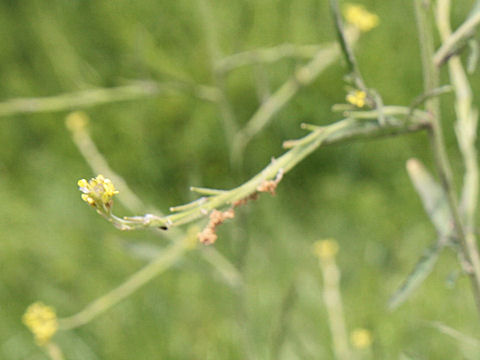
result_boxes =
[0,81,219,117]
[415,0,480,315]
[67,121,242,289]
[197,0,238,143]
[436,0,480,313]
[70,125,146,213]
[428,321,480,348]
[329,0,366,90]
[109,108,429,231]
[215,43,326,73]
[231,36,357,165]
[437,0,479,231]
[252,63,271,105]
[319,256,352,360]
[45,343,65,360]
[434,10,480,66]
[58,238,189,330]
[414,0,456,237]
[346,106,424,119]
[269,282,297,360]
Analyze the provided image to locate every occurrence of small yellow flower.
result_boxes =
[346,90,367,108]
[313,239,339,260]
[22,302,58,346]
[77,174,119,207]
[351,328,373,349]
[65,111,89,132]
[343,4,379,32]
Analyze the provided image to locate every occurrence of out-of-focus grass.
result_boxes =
[1,0,480,359]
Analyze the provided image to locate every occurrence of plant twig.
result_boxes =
[329,0,366,90]
[436,0,480,314]
[316,240,352,360]
[408,85,453,116]
[215,43,325,73]
[269,281,297,360]
[428,321,480,348]
[434,10,480,66]
[101,107,429,231]
[0,81,220,117]
[66,113,242,291]
[329,0,385,126]
[45,343,65,360]
[414,0,480,316]
[58,236,190,330]
[231,38,355,165]
[197,0,238,142]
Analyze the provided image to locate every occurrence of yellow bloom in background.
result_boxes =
[22,302,58,346]
[343,4,379,32]
[78,174,119,207]
[65,111,89,132]
[350,328,373,349]
[313,239,339,260]
[346,90,367,108]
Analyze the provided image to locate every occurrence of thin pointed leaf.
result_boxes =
[388,240,444,310]
[406,158,453,237]
[328,0,366,90]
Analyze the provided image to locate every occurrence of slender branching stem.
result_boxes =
[415,0,480,315]
[319,254,352,360]
[434,9,480,66]
[215,43,326,73]
[58,236,191,330]
[105,108,428,231]
[197,0,238,143]
[329,0,366,90]
[231,37,356,165]
[45,343,65,360]
[67,118,242,294]
[0,81,219,117]
[436,0,480,315]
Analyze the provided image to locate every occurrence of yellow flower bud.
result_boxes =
[78,174,119,208]
[346,90,367,108]
[343,4,379,32]
[65,111,89,132]
[350,328,373,349]
[22,302,58,346]
[313,239,339,260]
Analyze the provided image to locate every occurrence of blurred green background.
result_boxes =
[1,0,480,358]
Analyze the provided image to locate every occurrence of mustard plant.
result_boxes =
[8,0,480,357]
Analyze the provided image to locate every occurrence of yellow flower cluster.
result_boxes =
[22,302,58,346]
[350,328,373,349]
[343,4,379,32]
[78,174,119,207]
[346,90,367,108]
[313,239,339,260]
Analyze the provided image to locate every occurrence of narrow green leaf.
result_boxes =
[406,158,453,237]
[388,159,453,310]
[328,0,366,90]
[388,240,444,310]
